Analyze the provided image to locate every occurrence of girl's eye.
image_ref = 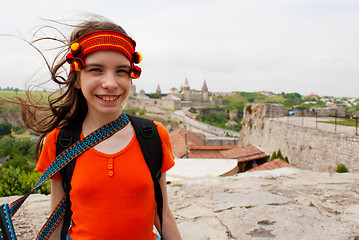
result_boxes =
[89,68,102,72]
[117,69,130,75]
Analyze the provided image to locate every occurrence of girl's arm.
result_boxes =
[49,179,65,240]
[155,173,182,240]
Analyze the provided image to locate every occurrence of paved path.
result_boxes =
[174,110,241,137]
[273,117,359,136]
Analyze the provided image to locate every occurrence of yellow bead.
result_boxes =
[71,43,80,52]
[73,62,81,72]
[137,52,143,63]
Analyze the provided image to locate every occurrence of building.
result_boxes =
[123,78,212,111]
[169,78,209,101]
[156,84,161,95]
[169,128,270,173]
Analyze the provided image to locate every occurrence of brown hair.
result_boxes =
[16,19,129,159]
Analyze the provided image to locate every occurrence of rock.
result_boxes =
[1,168,358,239]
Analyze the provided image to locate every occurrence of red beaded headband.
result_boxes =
[66,30,142,78]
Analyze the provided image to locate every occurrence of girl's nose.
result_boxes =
[102,73,119,90]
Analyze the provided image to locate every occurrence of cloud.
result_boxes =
[0,0,358,97]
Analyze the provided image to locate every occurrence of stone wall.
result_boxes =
[204,136,239,145]
[312,104,350,117]
[181,101,215,108]
[239,103,359,172]
[124,97,181,110]
[199,108,227,116]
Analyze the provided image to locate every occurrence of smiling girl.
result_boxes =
[16,18,182,240]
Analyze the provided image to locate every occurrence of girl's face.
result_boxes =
[76,50,132,119]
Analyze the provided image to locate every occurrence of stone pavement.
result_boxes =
[1,168,359,239]
[168,168,359,240]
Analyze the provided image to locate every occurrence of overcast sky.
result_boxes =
[0,0,358,98]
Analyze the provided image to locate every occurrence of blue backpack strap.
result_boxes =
[127,115,164,234]
[0,203,16,240]
[56,124,82,240]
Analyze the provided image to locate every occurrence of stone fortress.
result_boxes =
[124,78,214,111]
[124,80,359,174]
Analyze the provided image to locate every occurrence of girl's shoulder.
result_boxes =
[153,121,170,139]
[44,127,62,146]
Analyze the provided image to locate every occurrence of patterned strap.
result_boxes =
[36,195,67,240]
[7,113,129,239]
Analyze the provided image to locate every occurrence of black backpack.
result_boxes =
[55,115,164,239]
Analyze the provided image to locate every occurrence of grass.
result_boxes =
[262,95,286,103]
[318,119,358,127]
[12,131,38,139]
[0,90,53,100]
[222,92,248,102]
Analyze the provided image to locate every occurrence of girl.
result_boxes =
[17,18,182,240]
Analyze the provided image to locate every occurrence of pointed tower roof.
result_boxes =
[202,79,208,92]
[183,77,190,88]
[156,83,161,95]
[182,77,190,91]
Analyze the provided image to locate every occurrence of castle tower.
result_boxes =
[130,83,137,96]
[182,77,191,101]
[182,77,190,91]
[156,84,161,95]
[201,80,209,101]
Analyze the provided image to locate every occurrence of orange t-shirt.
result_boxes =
[36,122,175,240]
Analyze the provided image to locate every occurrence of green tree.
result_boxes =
[0,135,15,157]
[277,149,284,160]
[281,93,303,107]
[270,151,277,161]
[0,135,36,171]
[0,122,12,137]
[270,149,289,163]
[148,93,161,99]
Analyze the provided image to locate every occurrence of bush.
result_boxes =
[0,166,51,197]
[336,164,349,173]
[123,108,145,116]
[244,104,252,114]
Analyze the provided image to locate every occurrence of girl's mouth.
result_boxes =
[96,95,120,102]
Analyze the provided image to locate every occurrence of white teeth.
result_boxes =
[100,96,118,101]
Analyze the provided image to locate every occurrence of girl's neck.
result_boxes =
[82,111,123,136]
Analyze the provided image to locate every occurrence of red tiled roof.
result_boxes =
[236,153,270,162]
[221,145,269,161]
[169,128,269,161]
[189,145,236,151]
[169,128,204,158]
[188,151,226,159]
[247,158,294,172]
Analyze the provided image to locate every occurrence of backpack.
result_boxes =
[55,115,164,239]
